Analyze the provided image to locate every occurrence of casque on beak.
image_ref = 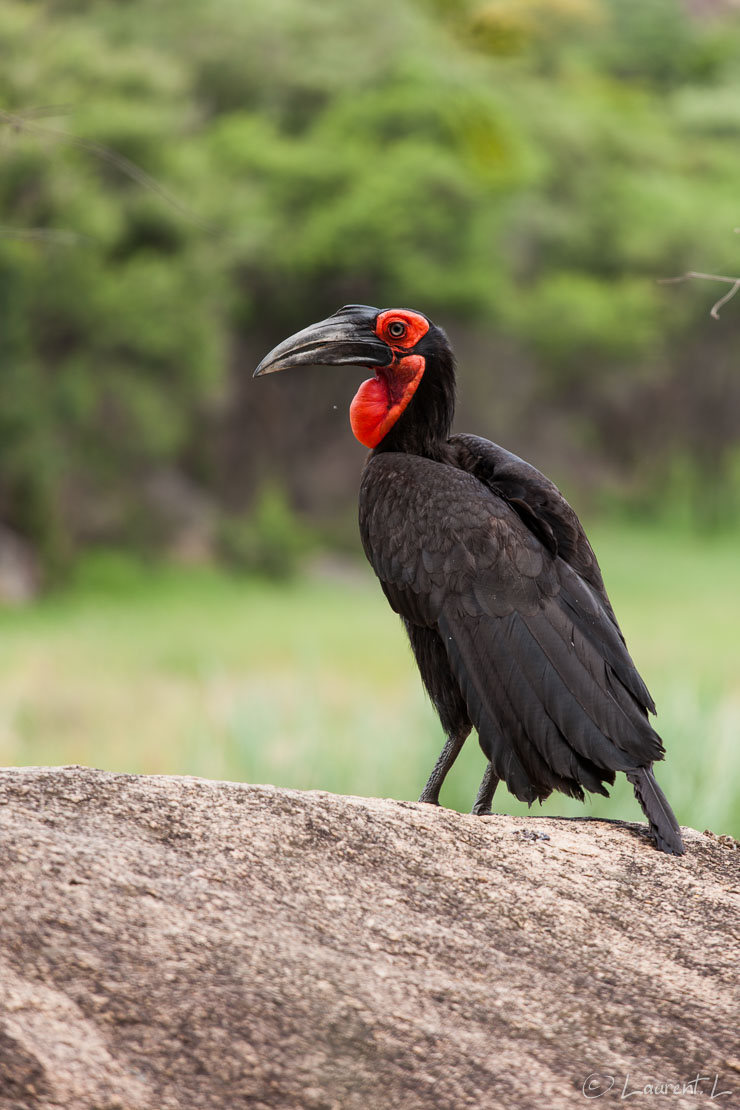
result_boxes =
[254,304,391,377]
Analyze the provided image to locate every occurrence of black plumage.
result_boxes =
[255,304,684,855]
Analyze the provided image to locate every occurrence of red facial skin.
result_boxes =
[349,310,430,449]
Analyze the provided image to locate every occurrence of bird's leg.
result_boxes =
[418,730,468,806]
[471,762,499,816]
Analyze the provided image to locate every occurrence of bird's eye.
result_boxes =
[387,320,407,339]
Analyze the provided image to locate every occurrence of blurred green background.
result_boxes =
[0,0,738,836]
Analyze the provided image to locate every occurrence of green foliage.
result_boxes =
[218,485,314,580]
[2,0,740,570]
[513,272,662,378]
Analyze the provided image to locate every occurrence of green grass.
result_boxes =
[0,524,737,838]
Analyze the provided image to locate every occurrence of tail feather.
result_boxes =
[626,766,684,856]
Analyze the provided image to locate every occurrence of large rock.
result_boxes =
[0,766,737,1110]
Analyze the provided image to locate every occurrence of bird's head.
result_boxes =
[254,304,454,450]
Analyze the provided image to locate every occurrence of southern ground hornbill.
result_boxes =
[255,304,684,855]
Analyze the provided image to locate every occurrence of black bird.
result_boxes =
[255,305,684,855]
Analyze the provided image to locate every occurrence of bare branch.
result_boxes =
[0,109,219,235]
[0,226,87,245]
[658,269,740,318]
[658,270,740,286]
[709,278,740,319]
[2,104,75,123]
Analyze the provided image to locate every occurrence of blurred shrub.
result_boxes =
[218,485,314,580]
[66,549,155,598]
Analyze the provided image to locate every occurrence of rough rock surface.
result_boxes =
[0,766,738,1110]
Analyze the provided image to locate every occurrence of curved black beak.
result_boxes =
[254,305,391,377]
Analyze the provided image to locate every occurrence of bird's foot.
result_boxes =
[471,763,500,817]
[417,731,469,809]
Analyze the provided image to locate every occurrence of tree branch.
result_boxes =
[658,270,740,319]
[0,108,217,235]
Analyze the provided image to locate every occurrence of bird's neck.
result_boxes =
[371,347,456,460]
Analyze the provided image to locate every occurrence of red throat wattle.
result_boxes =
[350,355,425,448]
[349,309,429,449]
